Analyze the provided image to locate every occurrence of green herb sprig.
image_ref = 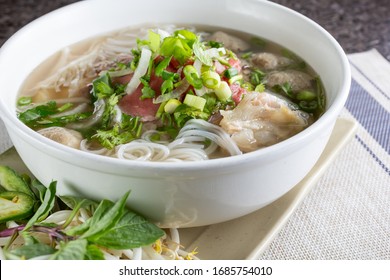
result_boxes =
[0,167,165,260]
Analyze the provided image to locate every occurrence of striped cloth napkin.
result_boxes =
[259,49,390,259]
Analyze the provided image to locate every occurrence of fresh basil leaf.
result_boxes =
[50,239,88,260]
[60,196,96,228]
[31,180,48,203]
[10,243,55,259]
[59,195,98,211]
[67,192,130,239]
[85,244,105,260]
[81,192,130,240]
[23,181,57,231]
[92,211,165,249]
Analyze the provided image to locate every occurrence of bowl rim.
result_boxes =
[0,0,351,173]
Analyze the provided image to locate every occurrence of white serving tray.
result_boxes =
[0,118,357,260]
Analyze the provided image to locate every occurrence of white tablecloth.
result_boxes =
[0,49,389,259]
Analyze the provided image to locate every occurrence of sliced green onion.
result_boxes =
[201,70,221,89]
[241,52,253,59]
[155,101,167,118]
[183,94,206,111]
[216,57,230,67]
[17,96,32,107]
[164,99,182,113]
[250,69,265,86]
[228,74,243,85]
[208,41,224,48]
[57,103,73,112]
[214,81,232,101]
[183,65,203,89]
[224,67,239,79]
[297,90,316,101]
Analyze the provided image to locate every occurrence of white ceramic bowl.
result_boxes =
[0,0,350,227]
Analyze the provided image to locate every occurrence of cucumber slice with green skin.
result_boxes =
[0,165,34,197]
[0,191,35,223]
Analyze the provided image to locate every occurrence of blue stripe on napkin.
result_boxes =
[345,79,390,155]
[355,134,390,175]
[350,62,390,101]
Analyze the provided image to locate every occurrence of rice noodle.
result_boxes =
[80,139,111,155]
[117,141,170,161]
[177,119,242,156]
[111,119,241,162]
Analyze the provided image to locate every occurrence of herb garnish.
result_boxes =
[0,166,165,260]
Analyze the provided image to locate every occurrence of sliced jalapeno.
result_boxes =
[0,191,35,223]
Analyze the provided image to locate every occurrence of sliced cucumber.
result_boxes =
[0,191,35,223]
[0,165,34,197]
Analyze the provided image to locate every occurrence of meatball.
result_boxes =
[207,31,250,52]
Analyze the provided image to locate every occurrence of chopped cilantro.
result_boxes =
[92,115,142,149]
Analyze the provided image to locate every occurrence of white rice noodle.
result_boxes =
[141,130,170,144]
[38,48,100,96]
[167,148,208,161]
[114,119,241,162]
[125,47,152,95]
[177,119,242,156]
[117,141,170,161]
[80,139,111,156]
[32,29,142,99]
